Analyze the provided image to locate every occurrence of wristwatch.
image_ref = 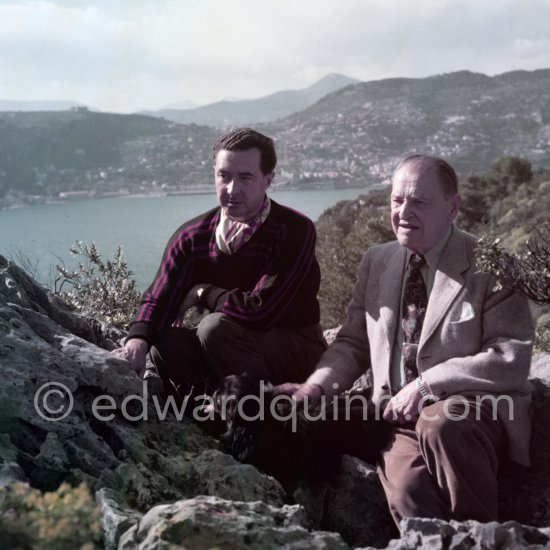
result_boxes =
[415,376,436,403]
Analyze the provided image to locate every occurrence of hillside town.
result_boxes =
[1,70,550,210]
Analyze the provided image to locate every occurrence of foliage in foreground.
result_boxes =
[55,241,141,329]
[0,482,102,549]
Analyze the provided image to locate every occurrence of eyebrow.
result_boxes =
[391,193,430,200]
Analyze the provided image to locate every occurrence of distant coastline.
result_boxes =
[1,182,372,211]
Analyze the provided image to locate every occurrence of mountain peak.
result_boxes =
[144,73,359,127]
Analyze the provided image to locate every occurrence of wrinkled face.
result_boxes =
[391,160,461,254]
[214,148,273,222]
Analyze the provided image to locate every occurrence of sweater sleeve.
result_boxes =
[127,215,212,345]
[199,213,318,330]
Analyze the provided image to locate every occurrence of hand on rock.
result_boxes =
[111,338,148,378]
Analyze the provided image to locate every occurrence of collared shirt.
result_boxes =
[390,226,453,391]
[215,196,271,254]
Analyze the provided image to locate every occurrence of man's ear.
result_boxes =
[265,171,275,188]
[449,193,461,221]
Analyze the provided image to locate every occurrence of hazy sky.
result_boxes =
[1,0,549,113]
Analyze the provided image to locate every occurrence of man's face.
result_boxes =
[391,160,461,254]
[214,148,273,222]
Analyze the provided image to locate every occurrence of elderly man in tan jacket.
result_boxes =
[279,154,534,525]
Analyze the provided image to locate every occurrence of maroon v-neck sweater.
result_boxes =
[128,200,321,346]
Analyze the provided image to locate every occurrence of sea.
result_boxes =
[0,187,371,290]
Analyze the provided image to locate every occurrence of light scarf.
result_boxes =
[215,196,271,254]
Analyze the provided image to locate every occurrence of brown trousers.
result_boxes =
[377,397,506,525]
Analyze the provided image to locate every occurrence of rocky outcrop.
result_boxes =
[294,456,397,548]
[498,375,550,527]
[1,254,550,549]
[118,496,349,550]
[382,517,550,549]
[0,255,290,547]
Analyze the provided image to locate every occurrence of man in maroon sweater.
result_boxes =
[112,128,326,399]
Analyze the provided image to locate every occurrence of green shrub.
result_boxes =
[0,482,102,549]
[55,241,141,329]
[475,225,550,305]
[475,225,550,353]
[316,190,393,328]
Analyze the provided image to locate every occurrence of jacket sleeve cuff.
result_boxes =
[127,322,156,349]
[200,284,230,311]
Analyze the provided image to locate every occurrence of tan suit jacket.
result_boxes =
[309,226,535,465]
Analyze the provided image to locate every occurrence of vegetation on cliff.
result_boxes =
[54,241,141,329]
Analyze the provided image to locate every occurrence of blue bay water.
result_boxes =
[0,187,369,289]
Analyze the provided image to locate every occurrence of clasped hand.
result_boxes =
[382,380,424,424]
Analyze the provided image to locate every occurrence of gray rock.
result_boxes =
[0,461,26,487]
[189,449,285,506]
[295,455,396,548]
[118,495,350,550]
[531,353,550,383]
[0,255,287,541]
[380,517,550,549]
[0,254,125,350]
[498,377,550,527]
[96,487,143,550]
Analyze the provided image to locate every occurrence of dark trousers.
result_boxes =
[150,312,327,397]
[377,397,506,525]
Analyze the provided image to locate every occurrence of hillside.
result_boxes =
[2,69,550,208]
[0,110,217,202]
[266,69,550,186]
[143,73,359,127]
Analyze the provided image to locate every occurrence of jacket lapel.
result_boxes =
[420,226,470,347]
[378,244,407,349]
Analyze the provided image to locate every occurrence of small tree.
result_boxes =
[475,222,550,351]
[55,241,141,329]
[475,224,550,304]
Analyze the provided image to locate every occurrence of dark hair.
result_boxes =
[394,154,458,197]
[212,128,277,174]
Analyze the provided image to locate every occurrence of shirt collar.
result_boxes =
[406,225,453,271]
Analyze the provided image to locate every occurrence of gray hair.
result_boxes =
[394,154,458,197]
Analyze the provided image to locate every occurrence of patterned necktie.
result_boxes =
[402,254,428,384]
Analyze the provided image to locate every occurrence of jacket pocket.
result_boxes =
[444,315,482,351]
